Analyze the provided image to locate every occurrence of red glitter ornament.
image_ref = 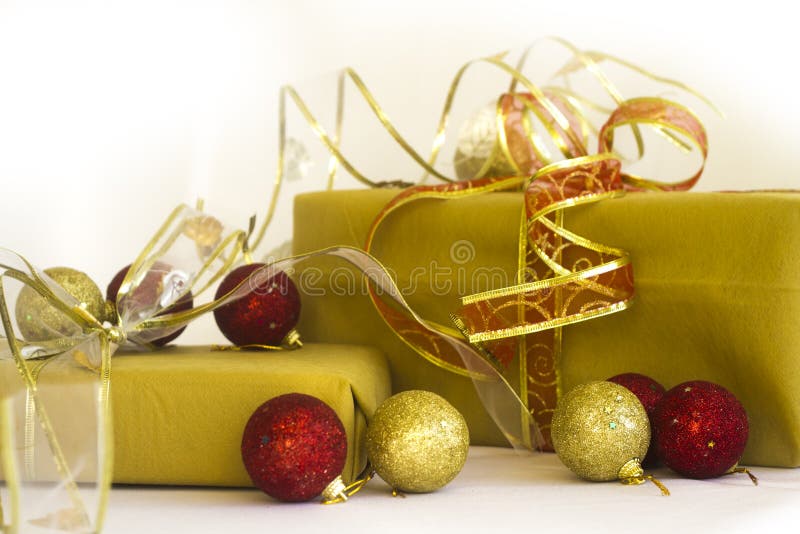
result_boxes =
[653,380,749,479]
[107,262,194,346]
[607,373,666,466]
[241,393,347,502]
[213,263,301,346]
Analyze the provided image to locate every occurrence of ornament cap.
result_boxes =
[101,321,127,346]
[283,328,303,348]
[321,476,348,504]
[618,458,670,496]
[617,458,644,482]
[320,469,375,505]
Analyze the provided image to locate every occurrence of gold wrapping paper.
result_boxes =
[293,189,800,467]
[3,343,391,487]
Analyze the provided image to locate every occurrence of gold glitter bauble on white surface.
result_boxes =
[14,266,107,341]
[551,381,650,482]
[366,390,469,493]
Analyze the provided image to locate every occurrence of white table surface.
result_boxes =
[104,446,800,534]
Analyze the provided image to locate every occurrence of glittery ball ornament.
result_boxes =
[454,94,557,181]
[551,381,650,482]
[454,103,512,180]
[213,263,301,347]
[653,380,749,479]
[107,263,194,346]
[366,390,469,493]
[608,373,666,466]
[15,267,108,341]
[241,393,347,502]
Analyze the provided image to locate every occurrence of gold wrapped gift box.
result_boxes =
[1,343,390,487]
[111,344,390,485]
[293,189,800,467]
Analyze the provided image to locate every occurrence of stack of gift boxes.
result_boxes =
[88,170,800,486]
[2,45,800,534]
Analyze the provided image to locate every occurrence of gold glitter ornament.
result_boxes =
[366,390,469,493]
[453,102,517,181]
[454,93,560,181]
[14,267,108,341]
[552,381,651,482]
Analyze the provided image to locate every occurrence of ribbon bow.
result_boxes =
[0,204,250,533]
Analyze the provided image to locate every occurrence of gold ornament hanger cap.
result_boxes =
[321,476,348,504]
[618,458,644,481]
[282,328,303,348]
[618,458,670,496]
[102,322,127,345]
[321,469,375,505]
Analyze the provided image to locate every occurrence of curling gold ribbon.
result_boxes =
[364,174,528,378]
[251,36,692,250]
[455,155,632,446]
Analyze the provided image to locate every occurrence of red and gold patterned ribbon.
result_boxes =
[363,94,708,447]
[458,155,632,444]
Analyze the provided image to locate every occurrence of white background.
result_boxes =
[0,0,798,345]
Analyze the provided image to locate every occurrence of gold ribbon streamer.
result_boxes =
[251,36,707,250]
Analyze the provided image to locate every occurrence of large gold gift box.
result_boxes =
[293,189,800,467]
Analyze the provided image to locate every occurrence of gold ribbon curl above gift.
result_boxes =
[249,37,712,451]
